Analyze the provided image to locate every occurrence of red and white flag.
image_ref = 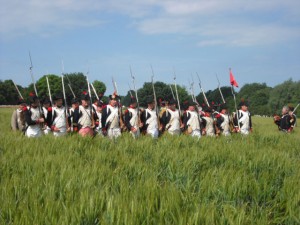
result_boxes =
[229,69,239,87]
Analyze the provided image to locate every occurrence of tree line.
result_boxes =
[0,73,299,116]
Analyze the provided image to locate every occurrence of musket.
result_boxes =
[216,74,226,104]
[150,66,161,128]
[112,76,125,130]
[12,80,24,100]
[61,74,70,130]
[173,71,182,117]
[64,74,76,98]
[130,66,141,127]
[128,83,133,97]
[86,72,95,127]
[169,85,175,100]
[46,76,53,105]
[29,52,39,97]
[90,82,99,101]
[28,52,44,123]
[292,102,300,114]
[196,73,210,107]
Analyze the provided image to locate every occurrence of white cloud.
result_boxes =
[1,0,300,46]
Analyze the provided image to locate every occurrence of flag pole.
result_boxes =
[230,68,240,130]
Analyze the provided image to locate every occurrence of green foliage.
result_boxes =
[0,80,20,104]
[92,80,106,96]
[0,108,300,224]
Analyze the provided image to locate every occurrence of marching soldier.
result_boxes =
[182,100,201,138]
[141,97,159,138]
[124,97,142,139]
[101,93,122,139]
[50,94,69,137]
[234,100,252,135]
[23,94,44,138]
[73,92,94,137]
[94,100,104,136]
[69,98,79,132]
[11,98,26,132]
[273,105,294,132]
[41,98,52,135]
[160,99,181,135]
[201,107,216,137]
[215,104,231,136]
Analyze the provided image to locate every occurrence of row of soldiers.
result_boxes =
[11,92,296,138]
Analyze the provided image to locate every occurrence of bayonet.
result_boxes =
[216,74,226,104]
[12,80,24,100]
[196,73,210,107]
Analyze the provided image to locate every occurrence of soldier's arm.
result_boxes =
[124,110,133,131]
[23,108,39,125]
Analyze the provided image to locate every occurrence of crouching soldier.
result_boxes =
[23,94,44,138]
[101,93,122,139]
[273,105,294,133]
[11,98,26,132]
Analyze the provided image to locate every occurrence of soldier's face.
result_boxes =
[56,99,63,107]
[110,99,117,106]
[221,109,227,114]
[148,103,154,110]
[97,106,102,113]
[19,103,26,110]
[282,107,288,114]
[131,102,137,108]
[81,100,89,107]
[169,104,176,110]
[241,105,248,111]
[189,106,195,111]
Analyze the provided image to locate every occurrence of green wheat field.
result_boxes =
[0,108,299,225]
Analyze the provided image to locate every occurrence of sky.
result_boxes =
[0,0,300,96]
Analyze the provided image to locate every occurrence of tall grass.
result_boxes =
[0,108,299,224]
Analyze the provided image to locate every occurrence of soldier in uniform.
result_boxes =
[11,98,26,132]
[73,92,95,137]
[160,99,181,135]
[288,105,297,128]
[201,107,216,137]
[141,97,159,138]
[124,97,142,139]
[182,100,201,138]
[101,93,122,139]
[215,104,231,136]
[50,94,69,137]
[69,98,79,132]
[23,94,44,138]
[41,98,52,135]
[94,100,104,136]
[234,100,252,135]
[273,105,294,133]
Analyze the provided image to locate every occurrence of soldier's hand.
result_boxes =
[38,118,44,123]
[131,127,137,133]
[52,126,60,132]
[67,127,71,132]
